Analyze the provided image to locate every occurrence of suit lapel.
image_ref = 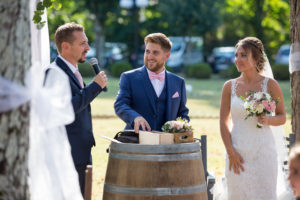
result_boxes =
[55,57,82,89]
[141,66,156,113]
[166,71,172,121]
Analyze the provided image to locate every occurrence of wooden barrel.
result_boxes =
[103,142,207,200]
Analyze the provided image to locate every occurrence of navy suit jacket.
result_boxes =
[54,57,102,165]
[114,66,189,130]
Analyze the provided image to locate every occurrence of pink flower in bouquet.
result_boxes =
[262,100,271,111]
[174,121,183,129]
[270,101,276,111]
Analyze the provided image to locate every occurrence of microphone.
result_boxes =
[89,58,107,92]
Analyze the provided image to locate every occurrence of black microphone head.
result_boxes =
[89,58,98,66]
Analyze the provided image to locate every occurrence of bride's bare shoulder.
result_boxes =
[222,79,235,93]
[267,78,280,89]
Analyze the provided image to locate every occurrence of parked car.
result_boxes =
[275,44,290,65]
[103,42,129,68]
[166,36,204,71]
[208,46,235,73]
[50,42,128,67]
[50,42,58,61]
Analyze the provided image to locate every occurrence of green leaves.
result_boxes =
[32,0,56,30]
[43,0,53,7]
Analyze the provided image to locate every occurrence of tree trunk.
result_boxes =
[290,0,300,141]
[94,19,105,67]
[0,0,31,199]
[254,0,265,42]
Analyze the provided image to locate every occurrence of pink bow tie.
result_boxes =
[148,71,165,81]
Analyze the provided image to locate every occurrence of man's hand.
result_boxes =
[134,116,151,133]
[93,71,108,89]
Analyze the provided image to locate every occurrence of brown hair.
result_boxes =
[144,33,172,52]
[55,22,84,53]
[235,37,266,72]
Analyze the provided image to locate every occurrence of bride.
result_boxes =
[216,37,291,199]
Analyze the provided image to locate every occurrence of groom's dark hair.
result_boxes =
[55,22,84,53]
[144,33,172,52]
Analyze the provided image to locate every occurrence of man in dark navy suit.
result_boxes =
[114,33,189,133]
[53,22,107,196]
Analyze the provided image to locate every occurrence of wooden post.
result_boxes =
[200,135,207,179]
[84,165,93,200]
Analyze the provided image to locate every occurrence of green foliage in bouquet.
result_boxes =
[161,117,193,133]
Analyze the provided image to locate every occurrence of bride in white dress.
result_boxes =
[217,37,289,200]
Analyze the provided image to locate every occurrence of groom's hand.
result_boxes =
[134,116,151,133]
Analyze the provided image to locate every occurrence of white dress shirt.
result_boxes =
[58,55,78,73]
[147,68,165,97]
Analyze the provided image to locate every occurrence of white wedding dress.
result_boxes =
[226,77,278,199]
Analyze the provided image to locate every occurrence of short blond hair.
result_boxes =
[55,22,84,53]
[144,33,172,52]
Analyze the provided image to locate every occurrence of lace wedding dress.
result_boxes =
[225,77,278,199]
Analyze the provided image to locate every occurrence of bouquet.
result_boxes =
[240,91,278,128]
[161,117,192,133]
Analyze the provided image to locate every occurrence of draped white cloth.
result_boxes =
[0,1,83,199]
[290,42,300,73]
[28,1,83,199]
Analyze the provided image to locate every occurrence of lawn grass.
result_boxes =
[86,76,292,200]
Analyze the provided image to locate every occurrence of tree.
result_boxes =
[290,0,300,141]
[0,0,31,199]
[156,0,224,56]
[221,0,290,56]
[82,0,120,64]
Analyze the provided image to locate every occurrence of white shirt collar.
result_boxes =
[58,55,78,73]
[146,68,166,76]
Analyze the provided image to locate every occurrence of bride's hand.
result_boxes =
[257,114,269,125]
[228,151,245,174]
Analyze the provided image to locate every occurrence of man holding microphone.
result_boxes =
[53,22,107,196]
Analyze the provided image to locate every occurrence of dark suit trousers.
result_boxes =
[75,156,92,197]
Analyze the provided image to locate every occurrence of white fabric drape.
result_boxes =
[28,1,83,199]
[0,1,83,199]
[290,42,300,73]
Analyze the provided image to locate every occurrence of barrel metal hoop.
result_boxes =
[109,152,202,161]
[104,184,207,196]
[110,142,201,153]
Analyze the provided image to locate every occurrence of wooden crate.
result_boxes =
[173,131,194,144]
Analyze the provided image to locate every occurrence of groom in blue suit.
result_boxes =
[53,23,108,196]
[114,33,189,133]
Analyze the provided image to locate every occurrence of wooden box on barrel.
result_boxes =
[139,131,194,144]
[173,131,193,144]
[103,142,208,200]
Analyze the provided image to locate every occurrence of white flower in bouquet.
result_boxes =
[265,93,271,101]
[240,90,279,128]
[256,104,264,114]
[254,92,263,99]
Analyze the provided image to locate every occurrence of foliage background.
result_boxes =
[47,0,290,61]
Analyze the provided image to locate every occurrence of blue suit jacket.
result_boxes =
[55,57,102,165]
[114,66,189,130]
